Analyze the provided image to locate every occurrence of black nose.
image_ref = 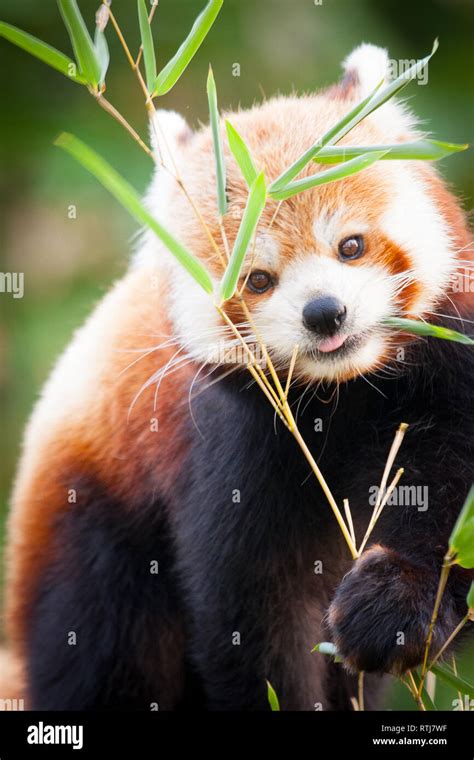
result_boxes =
[302,296,347,336]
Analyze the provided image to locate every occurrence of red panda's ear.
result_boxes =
[149,110,193,169]
[339,44,419,138]
[341,44,390,98]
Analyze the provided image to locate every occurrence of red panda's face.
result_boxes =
[141,46,462,384]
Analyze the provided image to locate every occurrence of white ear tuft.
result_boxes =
[149,110,193,169]
[342,44,390,97]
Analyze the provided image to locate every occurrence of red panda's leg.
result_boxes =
[24,483,189,711]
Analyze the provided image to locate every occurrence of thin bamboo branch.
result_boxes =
[355,422,408,556]
[452,656,464,710]
[407,670,427,711]
[289,421,358,558]
[108,5,226,269]
[428,613,469,669]
[418,550,455,694]
[284,344,299,400]
[216,305,282,409]
[358,671,365,711]
[376,423,408,514]
[357,467,404,556]
[344,498,356,546]
[93,92,154,158]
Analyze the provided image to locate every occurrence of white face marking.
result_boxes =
[249,233,280,272]
[165,234,281,366]
[380,166,455,313]
[252,254,396,381]
[312,209,369,249]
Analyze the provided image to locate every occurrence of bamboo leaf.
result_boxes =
[449,486,474,568]
[137,0,156,93]
[269,78,384,191]
[271,39,439,191]
[314,139,469,164]
[153,0,223,96]
[270,150,388,202]
[55,133,214,294]
[383,317,474,346]
[311,642,338,655]
[430,663,474,699]
[467,581,474,611]
[266,680,280,711]
[94,26,109,86]
[207,66,227,216]
[220,172,267,302]
[0,21,86,84]
[226,120,258,187]
[58,0,101,87]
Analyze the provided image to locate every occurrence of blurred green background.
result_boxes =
[0,0,473,710]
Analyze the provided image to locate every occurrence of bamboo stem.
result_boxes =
[284,345,299,401]
[216,306,282,409]
[428,614,469,669]
[356,422,408,556]
[375,423,408,514]
[358,671,365,711]
[452,656,463,710]
[357,467,404,556]
[418,551,455,694]
[108,6,226,271]
[407,670,427,711]
[344,498,356,546]
[93,92,154,158]
[289,422,358,558]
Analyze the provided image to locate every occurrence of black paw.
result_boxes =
[327,545,455,674]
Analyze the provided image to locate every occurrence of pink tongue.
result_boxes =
[318,334,346,353]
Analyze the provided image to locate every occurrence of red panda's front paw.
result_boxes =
[327,545,455,674]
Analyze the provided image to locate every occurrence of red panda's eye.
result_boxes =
[338,235,365,260]
[247,271,273,294]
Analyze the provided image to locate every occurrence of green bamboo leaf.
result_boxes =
[271,39,439,192]
[269,150,388,202]
[94,27,109,86]
[449,486,474,568]
[207,66,227,216]
[220,172,267,302]
[269,78,384,192]
[153,0,223,96]
[58,0,101,87]
[226,120,258,187]
[266,680,280,711]
[137,0,156,93]
[314,139,469,164]
[55,133,214,294]
[0,21,86,84]
[467,581,474,610]
[430,663,474,699]
[311,642,338,655]
[383,317,474,346]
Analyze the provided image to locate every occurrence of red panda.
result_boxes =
[1,44,473,710]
